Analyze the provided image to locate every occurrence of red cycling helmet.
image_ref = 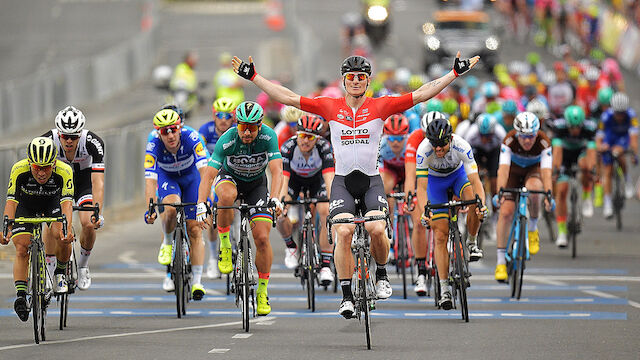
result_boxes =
[297,114,324,135]
[384,114,409,135]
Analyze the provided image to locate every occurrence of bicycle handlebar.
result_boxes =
[424,194,483,214]
[3,214,68,238]
[283,198,329,205]
[73,203,100,223]
[211,202,279,229]
[499,187,552,200]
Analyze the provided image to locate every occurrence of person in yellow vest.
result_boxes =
[170,51,199,117]
[213,52,245,106]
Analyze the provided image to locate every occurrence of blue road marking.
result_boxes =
[0,308,626,320]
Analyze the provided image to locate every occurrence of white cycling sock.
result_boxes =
[497,248,506,265]
[439,280,450,294]
[208,240,218,260]
[45,255,56,278]
[163,230,174,246]
[192,265,203,285]
[77,247,91,268]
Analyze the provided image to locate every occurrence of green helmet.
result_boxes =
[486,101,502,114]
[235,101,264,123]
[597,87,614,106]
[526,52,540,65]
[442,98,458,115]
[564,105,585,127]
[426,98,443,112]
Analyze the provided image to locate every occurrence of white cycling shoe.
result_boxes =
[77,267,91,290]
[414,275,427,297]
[338,299,355,319]
[53,273,68,294]
[319,267,334,286]
[284,247,298,269]
[375,277,392,299]
[162,276,175,292]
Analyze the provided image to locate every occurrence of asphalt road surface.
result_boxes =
[1,0,640,359]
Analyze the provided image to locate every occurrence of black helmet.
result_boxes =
[425,118,453,146]
[340,56,372,76]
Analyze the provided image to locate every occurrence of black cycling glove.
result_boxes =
[237,61,257,81]
[452,56,471,77]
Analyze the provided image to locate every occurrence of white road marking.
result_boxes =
[232,333,252,339]
[628,300,640,309]
[0,317,275,352]
[208,349,230,354]
[581,290,619,299]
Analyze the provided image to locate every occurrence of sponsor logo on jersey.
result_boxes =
[259,133,272,141]
[466,150,474,160]
[340,128,370,145]
[416,154,424,165]
[195,142,206,157]
[222,138,236,150]
[88,135,105,156]
[146,142,155,152]
[329,199,344,212]
[144,154,156,169]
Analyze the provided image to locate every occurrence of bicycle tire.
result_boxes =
[359,248,372,350]
[59,261,71,330]
[453,228,469,322]
[397,215,407,299]
[302,229,312,311]
[308,226,317,312]
[181,229,190,316]
[515,216,527,300]
[614,169,624,230]
[543,207,557,243]
[39,248,47,342]
[31,245,41,344]
[569,185,578,258]
[433,264,441,308]
[173,227,184,318]
[242,234,250,332]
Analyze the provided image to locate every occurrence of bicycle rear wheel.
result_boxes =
[453,230,469,322]
[358,248,372,350]
[173,228,184,318]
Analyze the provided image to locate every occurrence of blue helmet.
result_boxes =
[465,75,479,89]
[477,113,497,135]
[482,81,499,98]
[502,99,518,115]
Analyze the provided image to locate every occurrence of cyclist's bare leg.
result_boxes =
[316,202,333,253]
[580,151,596,190]
[161,194,180,234]
[603,164,613,195]
[555,182,569,218]
[432,218,449,280]
[214,182,237,229]
[462,185,480,236]
[333,213,355,280]
[490,177,498,198]
[186,220,204,267]
[207,189,219,258]
[496,200,515,250]
[11,233,31,283]
[525,177,544,219]
[365,209,390,265]
[251,219,273,274]
[78,210,96,252]
[411,206,427,259]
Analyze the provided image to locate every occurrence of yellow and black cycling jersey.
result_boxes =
[6,159,74,206]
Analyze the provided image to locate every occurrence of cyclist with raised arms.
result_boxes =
[597,92,639,218]
[551,105,597,247]
[493,112,554,282]
[42,106,105,290]
[196,101,284,316]
[144,108,208,301]
[416,118,488,309]
[276,114,335,284]
[199,97,237,279]
[2,137,74,321]
[406,111,445,296]
[229,51,479,317]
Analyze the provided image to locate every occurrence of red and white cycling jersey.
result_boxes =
[300,94,414,176]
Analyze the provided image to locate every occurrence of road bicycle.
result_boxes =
[610,151,632,230]
[387,190,414,299]
[328,200,391,350]
[58,203,100,329]
[148,200,195,318]
[561,166,582,258]
[285,196,329,312]
[4,214,68,344]
[425,192,482,322]
[212,200,277,332]
[499,187,552,299]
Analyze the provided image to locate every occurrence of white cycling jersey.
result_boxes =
[415,134,478,177]
[464,123,507,152]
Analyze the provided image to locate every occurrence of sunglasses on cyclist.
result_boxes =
[344,73,368,81]
[216,112,233,120]
[237,122,261,133]
[517,133,536,140]
[430,137,450,148]
[387,135,406,142]
[31,163,53,172]
[297,132,317,141]
[60,133,80,141]
[159,125,180,136]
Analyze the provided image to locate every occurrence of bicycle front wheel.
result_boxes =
[307,227,317,312]
[173,228,184,318]
[514,217,527,300]
[358,248,372,350]
[31,247,42,344]
[453,230,469,322]
[397,216,408,299]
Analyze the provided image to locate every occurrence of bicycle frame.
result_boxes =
[387,191,414,299]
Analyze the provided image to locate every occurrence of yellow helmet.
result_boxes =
[27,137,57,166]
[153,109,181,129]
[280,105,304,124]
[212,97,236,113]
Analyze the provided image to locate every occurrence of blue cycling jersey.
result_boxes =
[599,108,638,143]
[199,121,236,155]
[144,127,209,179]
[405,107,421,133]
[378,136,406,169]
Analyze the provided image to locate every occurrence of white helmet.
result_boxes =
[513,111,540,135]
[525,99,549,121]
[421,111,447,133]
[55,106,86,135]
[611,92,629,112]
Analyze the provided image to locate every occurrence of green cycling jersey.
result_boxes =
[209,124,282,182]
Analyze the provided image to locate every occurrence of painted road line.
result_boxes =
[0,309,626,320]
[208,349,230,354]
[0,317,275,352]
[232,333,252,339]
[28,294,630,305]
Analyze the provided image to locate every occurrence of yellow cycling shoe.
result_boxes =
[192,283,206,301]
[157,244,172,266]
[256,291,271,316]
[218,247,233,274]
[528,230,540,255]
[495,264,508,282]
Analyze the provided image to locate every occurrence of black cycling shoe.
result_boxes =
[14,297,29,322]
